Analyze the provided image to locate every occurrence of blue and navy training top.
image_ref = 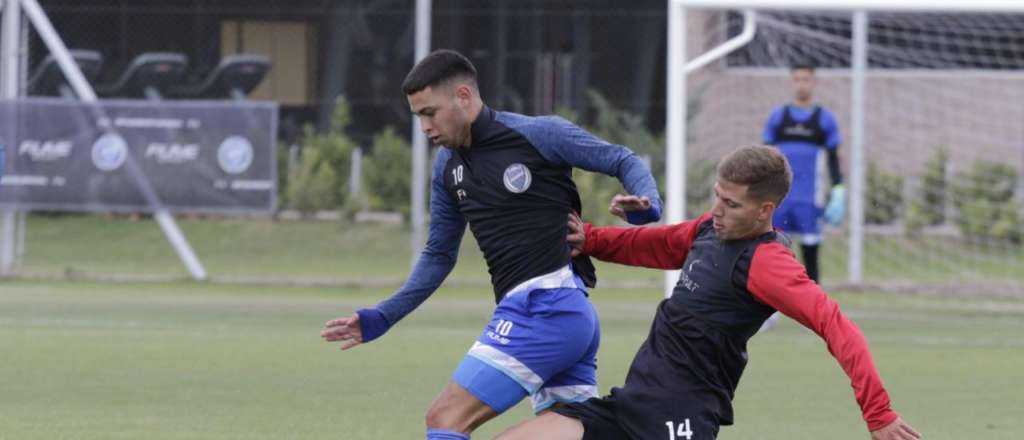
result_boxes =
[375,106,662,326]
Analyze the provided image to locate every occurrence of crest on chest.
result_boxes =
[502,163,532,194]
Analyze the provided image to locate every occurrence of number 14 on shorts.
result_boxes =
[665,419,693,440]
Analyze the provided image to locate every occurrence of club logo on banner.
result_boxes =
[91,133,128,171]
[217,135,254,174]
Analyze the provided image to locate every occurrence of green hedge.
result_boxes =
[362,127,412,219]
[905,147,949,235]
[951,160,1021,244]
[285,97,357,216]
[866,161,904,225]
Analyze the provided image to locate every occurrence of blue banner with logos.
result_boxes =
[0,98,277,213]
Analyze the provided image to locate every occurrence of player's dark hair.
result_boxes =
[402,49,478,95]
[717,145,792,205]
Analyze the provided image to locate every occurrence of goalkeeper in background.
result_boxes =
[763,62,844,285]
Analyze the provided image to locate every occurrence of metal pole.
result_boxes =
[1,0,20,277]
[664,6,757,296]
[16,9,27,267]
[0,0,16,96]
[0,213,12,276]
[15,210,25,265]
[664,1,685,297]
[849,10,867,284]
[19,0,95,100]
[350,147,362,200]
[410,0,431,267]
[682,10,756,75]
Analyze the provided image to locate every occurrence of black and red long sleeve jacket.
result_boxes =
[583,213,899,431]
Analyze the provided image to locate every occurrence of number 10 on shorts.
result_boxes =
[665,419,693,440]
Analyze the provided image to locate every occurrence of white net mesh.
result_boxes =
[678,10,1024,295]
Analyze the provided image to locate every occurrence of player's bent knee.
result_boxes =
[426,381,501,433]
[424,395,469,432]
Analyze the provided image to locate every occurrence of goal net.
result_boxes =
[673,7,1024,295]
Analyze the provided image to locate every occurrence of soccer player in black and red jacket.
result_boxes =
[496,146,919,440]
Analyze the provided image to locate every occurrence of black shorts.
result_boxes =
[553,388,721,440]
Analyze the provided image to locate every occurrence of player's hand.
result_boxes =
[608,194,652,222]
[567,212,586,257]
[321,313,364,350]
[824,184,846,226]
[870,417,921,440]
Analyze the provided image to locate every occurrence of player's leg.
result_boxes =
[426,295,533,438]
[493,412,585,440]
[517,286,600,413]
[496,287,604,440]
[424,380,505,438]
[428,282,596,438]
[792,201,824,283]
[498,393,630,440]
[800,241,821,283]
[615,387,722,440]
[531,299,600,413]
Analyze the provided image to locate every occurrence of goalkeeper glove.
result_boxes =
[824,184,846,226]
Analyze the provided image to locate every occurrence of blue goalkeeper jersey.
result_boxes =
[763,105,841,203]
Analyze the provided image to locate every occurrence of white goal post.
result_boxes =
[665,0,1024,296]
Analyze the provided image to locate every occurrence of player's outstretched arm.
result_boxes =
[505,113,662,224]
[323,150,466,349]
[871,417,921,440]
[747,242,905,433]
[567,212,711,269]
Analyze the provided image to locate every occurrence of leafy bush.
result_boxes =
[905,147,948,235]
[865,161,904,225]
[363,127,412,218]
[287,149,341,214]
[951,160,1021,244]
[286,97,357,215]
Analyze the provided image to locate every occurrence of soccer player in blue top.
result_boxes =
[762,63,845,285]
[320,49,662,439]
